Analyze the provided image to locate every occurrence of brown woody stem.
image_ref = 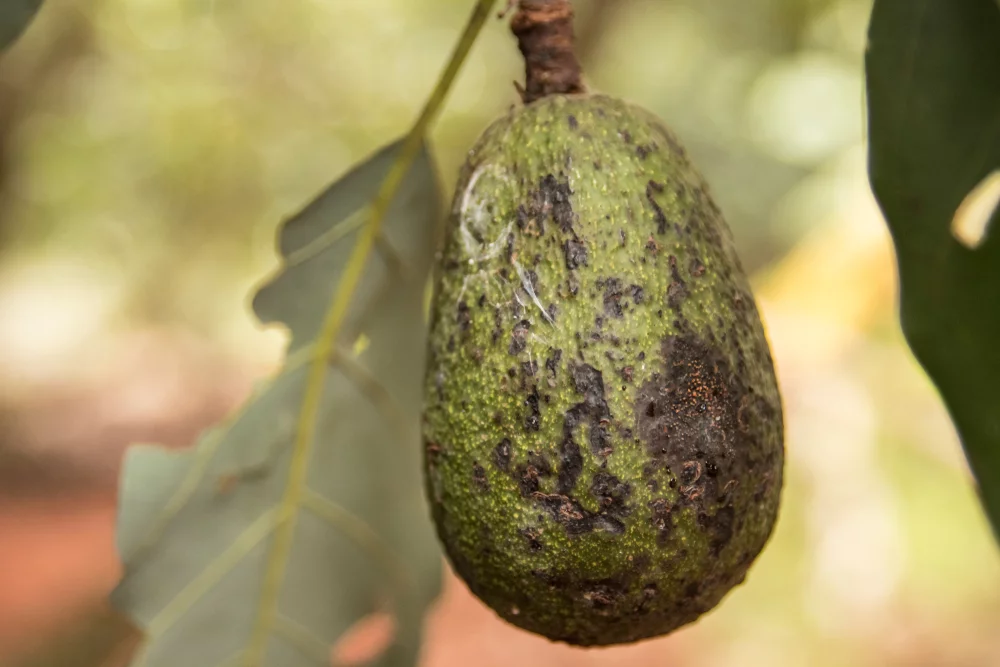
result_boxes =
[509,0,586,103]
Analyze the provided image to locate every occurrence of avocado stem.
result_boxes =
[509,0,586,104]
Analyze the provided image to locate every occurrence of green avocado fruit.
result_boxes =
[422,94,784,646]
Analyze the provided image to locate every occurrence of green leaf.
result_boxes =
[866,0,1000,537]
[0,0,43,52]
[111,139,445,667]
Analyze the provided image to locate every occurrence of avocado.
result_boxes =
[421,93,783,646]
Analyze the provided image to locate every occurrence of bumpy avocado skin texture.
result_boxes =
[422,94,783,646]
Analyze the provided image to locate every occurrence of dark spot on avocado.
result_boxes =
[590,472,632,515]
[602,277,625,318]
[509,319,530,355]
[472,462,489,492]
[646,181,668,234]
[619,129,633,144]
[568,114,578,130]
[524,386,542,432]
[699,504,736,556]
[520,526,545,552]
[630,284,645,304]
[564,238,588,269]
[491,307,502,345]
[667,256,688,309]
[545,348,562,379]
[690,257,706,277]
[564,363,614,455]
[539,174,575,233]
[516,464,541,496]
[493,438,512,471]
[582,580,626,611]
[635,331,759,522]
[456,300,471,332]
[648,498,673,545]
[556,438,583,494]
[636,142,657,160]
[531,492,626,536]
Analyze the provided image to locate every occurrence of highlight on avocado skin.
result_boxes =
[421,93,785,646]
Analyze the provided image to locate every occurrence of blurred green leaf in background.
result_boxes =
[0,0,43,52]
[111,140,443,667]
[866,0,1000,537]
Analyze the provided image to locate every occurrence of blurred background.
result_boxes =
[1,0,998,665]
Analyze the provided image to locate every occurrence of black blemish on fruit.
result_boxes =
[516,464,541,496]
[548,303,558,322]
[492,307,503,345]
[635,331,754,527]
[520,526,545,552]
[621,366,634,383]
[648,498,673,545]
[457,300,471,332]
[667,256,688,310]
[590,471,632,515]
[473,462,489,492]
[510,319,531,355]
[619,129,633,144]
[706,505,735,556]
[568,114,579,130]
[630,284,645,304]
[690,257,706,278]
[635,142,657,160]
[525,385,542,431]
[564,238,588,269]
[493,438,512,471]
[568,275,580,296]
[646,181,668,234]
[563,363,613,456]
[531,492,626,536]
[539,174,576,233]
[582,579,627,612]
[602,277,625,318]
[522,360,538,377]
[545,348,562,378]
[556,438,583,494]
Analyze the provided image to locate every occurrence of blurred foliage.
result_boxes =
[0,1,998,666]
[866,0,1000,538]
[0,0,43,52]
[112,140,443,667]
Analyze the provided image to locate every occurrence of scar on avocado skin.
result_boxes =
[423,94,783,647]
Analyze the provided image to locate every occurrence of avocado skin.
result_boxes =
[422,94,783,646]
